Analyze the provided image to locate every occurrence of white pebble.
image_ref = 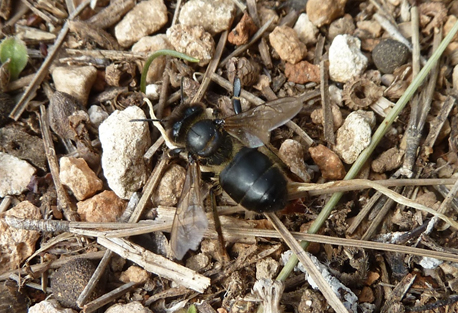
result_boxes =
[293,13,319,45]
[99,106,151,199]
[88,105,109,127]
[0,152,35,197]
[178,0,236,35]
[114,0,168,48]
[333,110,375,164]
[329,35,368,83]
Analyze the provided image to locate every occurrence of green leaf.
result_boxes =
[0,37,28,81]
[187,304,197,313]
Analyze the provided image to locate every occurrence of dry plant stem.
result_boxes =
[0,196,12,213]
[192,30,228,103]
[0,251,106,281]
[77,250,113,308]
[421,95,456,159]
[64,48,148,61]
[278,19,458,282]
[144,136,165,161]
[362,185,403,240]
[264,213,349,313]
[424,178,458,235]
[171,0,182,26]
[6,215,458,263]
[156,58,171,119]
[411,3,421,77]
[320,59,334,145]
[381,273,416,312]
[87,0,135,29]
[38,105,78,221]
[433,184,458,214]
[402,29,441,176]
[129,156,168,223]
[219,17,275,68]
[21,0,58,24]
[145,287,190,306]
[97,237,210,293]
[9,0,91,120]
[5,73,34,91]
[1,2,29,34]
[83,282,139,313]
[247,0,273,69]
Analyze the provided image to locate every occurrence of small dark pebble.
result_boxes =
[372,39,409,74]
[51,258,104,309]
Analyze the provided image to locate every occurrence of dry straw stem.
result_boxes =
[97,237,210,293]
[278,18,458,284]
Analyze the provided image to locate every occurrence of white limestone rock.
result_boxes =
[114,0,168,48]
[88,105,109,128]
[99,106,151,199]
[294,13,319,45]
[329,34,368,83]
[0,152,35,197]
[105,302,153,313]
[167,24,215,66]
[333,110,375,164]
[178,0,236,35]
[52,66,97,107]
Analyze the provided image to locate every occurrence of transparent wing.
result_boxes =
[170,160,208,260]
[223,97,303,148]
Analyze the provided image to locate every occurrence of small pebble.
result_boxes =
[132,34,173,83]
[0,201,41,273]
[29,300,77,313]
[279,139,311,182]
[59,157,103,201]
[0,152,35,197]
[372,39,410,74]
[178,0,236,35]
[293,13,319,45]
[256,257,279,280]
[328,14,355,41]
[371,147,404,173]
[88,105,109,128]
[309,144,346,180]
[167,24,215,66]
[51,259,102,309]
[99,106,151,199]
[185,253,211,272]
[153,164,186,206]
[329,34,368,83]
[77,190,126,222]
[105,302,153,313]
[269,25,307,64]
[52,66,97,106]
[114,0,168,47]
[306,0,348,27]
[285,60,320,84]
[310,103,343,130]
[356,20,382,38]
[119,265,150,284]
[259,7,279,31]
[228,11,258,46]
[333,110,375,164]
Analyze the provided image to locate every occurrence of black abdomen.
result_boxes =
[219,147,287,213]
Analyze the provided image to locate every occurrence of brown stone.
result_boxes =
[77,190,126,222]
[309,144,346,180]
[285,60,320,84]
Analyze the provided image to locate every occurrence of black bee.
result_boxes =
[163,78,303,259]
